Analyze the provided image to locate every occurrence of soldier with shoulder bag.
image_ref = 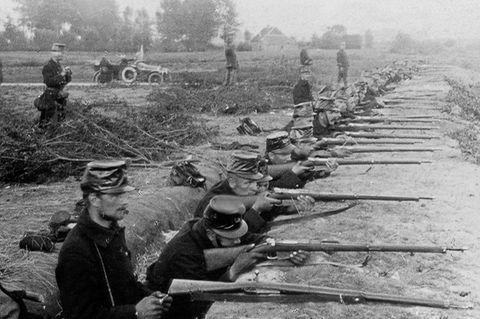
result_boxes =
[39,43,72,128]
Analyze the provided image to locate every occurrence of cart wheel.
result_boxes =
[93,71,101,83]
[148,72,164,85]
[121,67,137,83]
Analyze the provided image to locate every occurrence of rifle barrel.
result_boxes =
[320,138,417,145]
[308,158,432,165]
[252,242,466,254]
[271,188,434,201]
[343,132,439,139]
[336,147,438,153]
[340,124,439,130]
[351,117,436,123]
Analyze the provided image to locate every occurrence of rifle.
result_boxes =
[202,239,464,272]
[307,157,432,165]
[168,280,471,309]
[343,132,439,139]
[348,117,436,124]
[318,137,417,145]
[336,124,439,131]
[332,147,439,153]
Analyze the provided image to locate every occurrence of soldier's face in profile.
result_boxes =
[268,151,291,165]
[231,176,259,196]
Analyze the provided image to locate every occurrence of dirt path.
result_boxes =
[205,66,480,318]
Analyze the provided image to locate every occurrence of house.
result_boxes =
[251,26,298,52]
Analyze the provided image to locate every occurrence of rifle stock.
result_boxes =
[168,279,471,309]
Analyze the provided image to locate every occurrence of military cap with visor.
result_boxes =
[227,151,270,181]
[266,131,296,155]
[51,43,66,52]
[80,160,135,194]
[203,195,248,239]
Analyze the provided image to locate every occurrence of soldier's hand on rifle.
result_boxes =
[253,192,281,212]
[294,195,315,215]
[228,244,265,281]
[312,139,329,150]
[288,250,310,266]
[135,293,170,319]
[292,161,314,176]
[325,158,338,172]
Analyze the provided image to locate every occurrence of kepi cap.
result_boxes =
[80,160,135,194]
[266,131,296,155]
[227,151,266,181]
[51,43,66,52]
[204,195,248,239]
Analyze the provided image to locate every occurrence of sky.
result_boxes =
[1,0,480,41]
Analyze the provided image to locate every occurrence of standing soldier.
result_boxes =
[0,58,3,84]
[224,35,238,86]
[39,43,72,127]
[336,41,349,88]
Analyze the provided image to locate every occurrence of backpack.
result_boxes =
[236,117,262,136]
[33,93,47,111]
[170,161,206,189]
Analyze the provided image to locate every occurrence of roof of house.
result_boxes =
[251,26,293,44]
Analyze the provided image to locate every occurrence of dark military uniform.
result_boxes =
[224,46,238,86]
[40,58,71,126]
[300,49,312,66]
[194,180,285,233]
[146,219,264,319]
[292,79,314,105]
[336,48,349,87]
[56,210,149,319]
[0,59,3,84]
[98,57,114,83]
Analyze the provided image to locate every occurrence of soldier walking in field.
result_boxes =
[223,35,239,86]
[337,41,349,88]
[39,43,72,127]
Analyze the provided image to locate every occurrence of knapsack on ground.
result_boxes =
[170,161,206,189]
[236,117,262,136]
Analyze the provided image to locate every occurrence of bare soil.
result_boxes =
[1,64,480,319]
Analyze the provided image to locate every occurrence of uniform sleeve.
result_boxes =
[243,208,267,233]
[42,64,66,88]
[269,170,306,189]
[56,249,137,319]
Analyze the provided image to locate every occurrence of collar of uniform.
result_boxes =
[191,219,216,249]
[78,209,124,248]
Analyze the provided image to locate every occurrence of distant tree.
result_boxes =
[364,29,373,48]
[390,33,417,53]
[157,0,223,51]
[346,34,362,49]
[132,8,153,50]
[215,0,239,42]
[1,17,29,50]
[318,24,347,49]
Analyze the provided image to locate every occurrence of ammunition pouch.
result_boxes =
[236,117,262,136]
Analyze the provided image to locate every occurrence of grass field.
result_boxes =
[0,48,411,84]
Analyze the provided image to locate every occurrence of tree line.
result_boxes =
[0,0,375,52]
[0,0,238,52]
